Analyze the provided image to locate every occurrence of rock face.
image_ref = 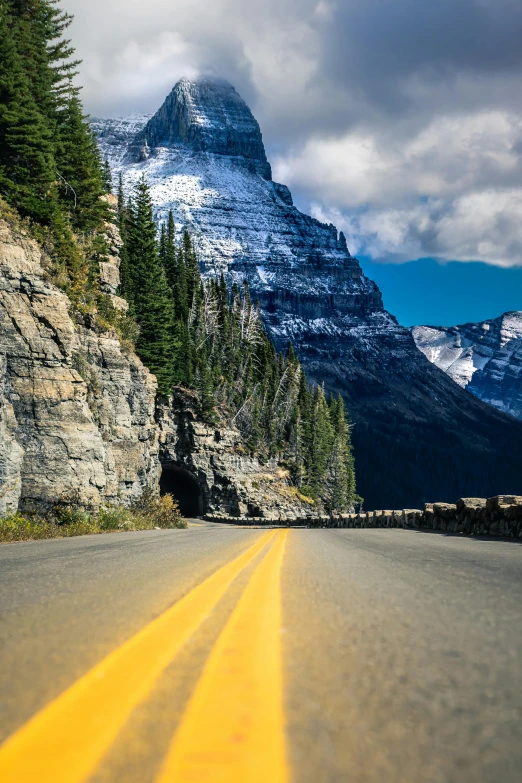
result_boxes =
[93,77,522,509]
[0,211,160,513]
[131,78,272,179]
[412,312,522,421]
[157,388,314,519]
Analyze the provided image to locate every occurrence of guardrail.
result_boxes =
[204,495,522,537]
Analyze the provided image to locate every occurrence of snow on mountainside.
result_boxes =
[92,77,522,508]
[92,78,383,321]
[413,312,522,420]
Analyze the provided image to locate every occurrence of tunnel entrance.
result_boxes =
[160,463,204,517]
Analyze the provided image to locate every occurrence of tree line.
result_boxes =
[117,176,359,510]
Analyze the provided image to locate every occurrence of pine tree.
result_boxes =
[54,92,107,230]
[162,211,177,288]
[35,0,81,115]
[174,245,189,321]
[323,395,355,511]
[0,2,56,220]
[124,178,175,395]
[183,230,199,306]
[116,172,125,220]
[306,385,334,495]
[118,196,134,305]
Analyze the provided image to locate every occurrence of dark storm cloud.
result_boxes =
[314,0,522,124]
[326,0,522,85]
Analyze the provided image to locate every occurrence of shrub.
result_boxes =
[299,485,317,501]
[0,490,186,543]
[98,505,135,530]
[132,488,187,529]
[0,514,57,542]
[52,503,90,527]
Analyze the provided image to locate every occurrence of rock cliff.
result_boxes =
[92,77,522,509]
[157,388,314,519]
[413,312,522,421]
[0,208,160,513]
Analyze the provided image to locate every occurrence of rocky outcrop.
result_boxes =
[0,210,160,513]
[0,354,23,515]
[93,78,522,509]
[157,388,315,519]
[412,312,522,420]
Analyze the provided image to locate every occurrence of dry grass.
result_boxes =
[252,473,277,483]
[276,484,316,505]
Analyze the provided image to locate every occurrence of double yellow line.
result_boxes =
[0,530,289,783]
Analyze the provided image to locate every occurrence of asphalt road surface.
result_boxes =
[0,523,521,782]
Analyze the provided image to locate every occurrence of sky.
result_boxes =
[62,0,522,326]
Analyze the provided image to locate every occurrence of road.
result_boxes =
[0,523,521,782]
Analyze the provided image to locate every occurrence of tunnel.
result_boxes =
[160,463,204,517]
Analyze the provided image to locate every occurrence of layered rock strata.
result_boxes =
[0,211,160,513]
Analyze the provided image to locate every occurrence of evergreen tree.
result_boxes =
[0,1,56,220]
[124,178,175,395]
[305,385,334,495]
[116,172,125,219]
[117,196,134,304]
[183,229,199,306]
[0,0,107,229]
[162,211,177,288]
[54,93,107,229]
[324,394,356,511]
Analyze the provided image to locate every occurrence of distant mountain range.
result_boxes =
[92,77,522,508]
[413,312,522,421]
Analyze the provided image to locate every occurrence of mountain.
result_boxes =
[92,77,522,509]
[413,312,522,421]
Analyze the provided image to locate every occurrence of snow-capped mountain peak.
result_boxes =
[412,311,522,420]
[92,78,522,508]
[128,76,272,179]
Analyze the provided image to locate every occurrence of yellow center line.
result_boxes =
[0,530,277,783]
[156,529,289,783]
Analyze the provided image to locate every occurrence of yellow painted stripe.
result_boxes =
[0,531,276,783]
[156,529,289,783]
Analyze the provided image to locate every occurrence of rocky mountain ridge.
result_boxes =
[92,76,522,508]
[412,312,522,421]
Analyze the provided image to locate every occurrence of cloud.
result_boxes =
[274,111,522,265]
[61,0,522,267]
[312,191,522,267]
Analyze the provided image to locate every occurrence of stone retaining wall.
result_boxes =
[205,495,522,538]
